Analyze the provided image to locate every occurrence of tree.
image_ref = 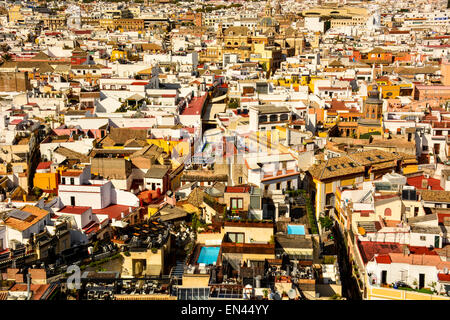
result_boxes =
[191,212,199,233]
[222,206,227,221]
[319,215,333,231]
[228,98,239,109]
[33,187,43,198]
[261,62,268,72]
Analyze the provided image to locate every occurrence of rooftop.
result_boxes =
[3,206,49,232]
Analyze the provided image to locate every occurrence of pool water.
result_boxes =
[287,225,306,235]
[197,246,220,265]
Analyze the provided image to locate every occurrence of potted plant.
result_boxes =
[262,289,269,300]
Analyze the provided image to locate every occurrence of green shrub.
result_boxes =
[319,216,333,231]
[323,256,336,264]
[300,190,319,234]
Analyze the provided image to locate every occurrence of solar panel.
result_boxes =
[8,210,31,221]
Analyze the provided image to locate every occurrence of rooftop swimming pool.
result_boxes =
[287,224,306,235]
[197,246,220,265]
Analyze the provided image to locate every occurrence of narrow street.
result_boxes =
[332,225,362,300]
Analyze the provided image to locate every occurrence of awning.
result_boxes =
[211,94,227,103]
[112,220,129,228]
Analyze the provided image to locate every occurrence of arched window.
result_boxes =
[259,115,268,123]
[280,114,289,121]
[269,114,278,122]
[384,208,392,216]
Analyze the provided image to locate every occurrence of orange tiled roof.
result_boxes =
[4,205,49,232]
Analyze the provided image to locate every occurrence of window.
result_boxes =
[70,178,74,185]
[227,232,244,243]
[62,177,66,184]
[238,177,243,184]
[231,198,243,210]
[420,236,426,241]
[70,196,75,206]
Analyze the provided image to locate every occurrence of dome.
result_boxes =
[259,17,278,27]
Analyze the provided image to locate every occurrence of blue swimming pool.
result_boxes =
[287,225,306,235]
[197,246,220,265]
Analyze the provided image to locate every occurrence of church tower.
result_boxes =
[364,85,383,120]
[217,22,224,45]
[265,1,272,17]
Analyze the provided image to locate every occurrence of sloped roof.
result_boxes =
[4,205,49,232]
[187,187,206,208]
[421,190,450,203]
[130,144,164,159]
[101,127,148,146]
[53,146,90,163]
[124,138,147,148]
[32,51,50,60]
[308,155,365,180]
[144,165,169,179]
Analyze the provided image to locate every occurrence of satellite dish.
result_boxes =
[288,289,296,299]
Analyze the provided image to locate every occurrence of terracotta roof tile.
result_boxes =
[4,206,49,232]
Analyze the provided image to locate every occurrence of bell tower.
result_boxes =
[364,84,383,120]
[217,22,224,45]
[265,1,272,17]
